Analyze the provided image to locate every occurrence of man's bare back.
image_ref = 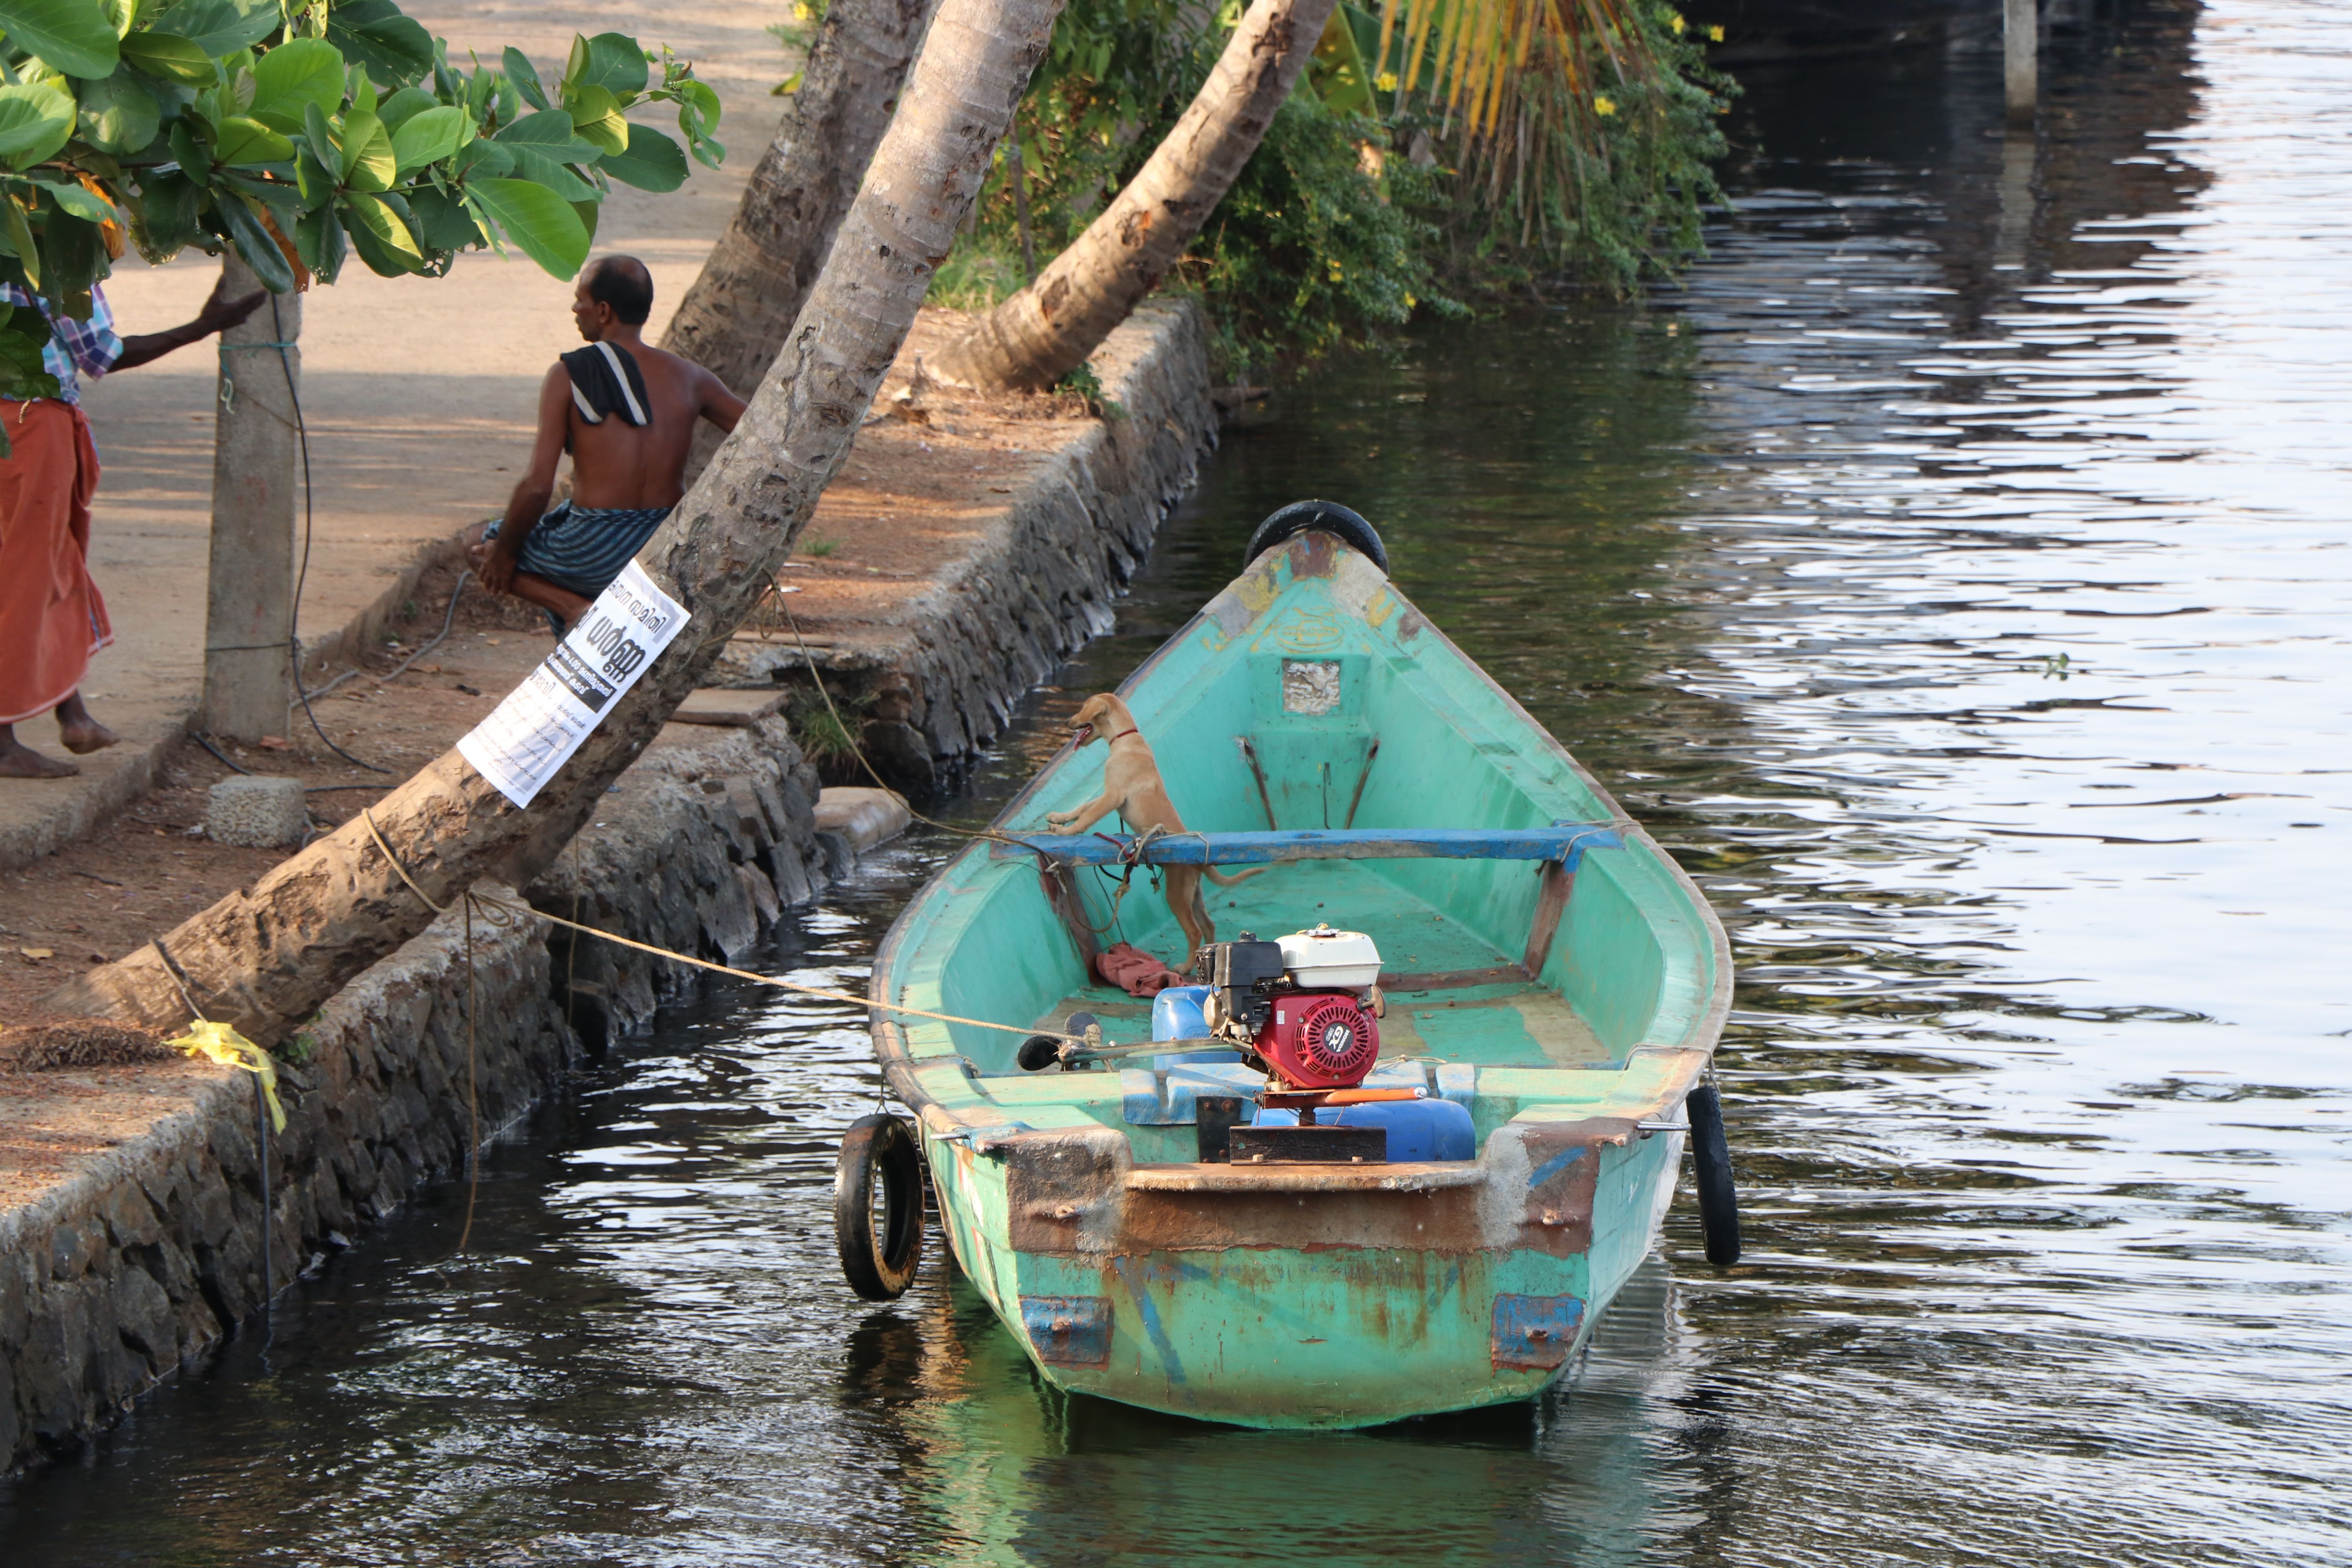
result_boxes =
[471,256,746,624]
[566,341,732,511]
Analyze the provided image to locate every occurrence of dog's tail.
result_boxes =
[1203,866,1269,887]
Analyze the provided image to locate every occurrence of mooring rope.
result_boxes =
[357,809,1094,1048]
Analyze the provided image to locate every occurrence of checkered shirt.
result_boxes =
[0,281,123,406]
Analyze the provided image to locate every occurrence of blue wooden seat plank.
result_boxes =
[989,824,1622,866]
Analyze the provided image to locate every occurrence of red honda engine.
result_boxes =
[1254,991,1379,1089]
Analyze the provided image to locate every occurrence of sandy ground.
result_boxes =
[0,0,795,828]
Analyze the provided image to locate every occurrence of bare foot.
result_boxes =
[59,717,118,755]
[54,694,119,755]
[0,735,79,778]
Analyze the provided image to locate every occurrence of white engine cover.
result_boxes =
[1278,924,1382,990]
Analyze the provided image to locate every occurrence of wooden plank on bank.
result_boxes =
[670,688,789,727]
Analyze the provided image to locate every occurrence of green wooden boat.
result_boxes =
[861,509,1733,1430]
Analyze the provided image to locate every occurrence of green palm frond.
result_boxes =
[1368,0,1727,279]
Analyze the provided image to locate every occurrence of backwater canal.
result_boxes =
[6,1,2346,1561]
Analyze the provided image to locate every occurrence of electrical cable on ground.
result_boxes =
[308,567,476,701]
[191,731,251,775]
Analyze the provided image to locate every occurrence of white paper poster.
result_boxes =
[458,561,690,808]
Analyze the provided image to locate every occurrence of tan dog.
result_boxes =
[1045,693,1261,966]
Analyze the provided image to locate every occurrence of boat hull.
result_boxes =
[922,1119,1685,1428]
[870,530,1731,1429]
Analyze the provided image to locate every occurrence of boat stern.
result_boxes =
[924,1107,1679,1429]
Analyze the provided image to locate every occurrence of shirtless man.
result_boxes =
[472,255,746,629]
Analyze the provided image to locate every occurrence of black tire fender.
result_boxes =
[835,1112,926,1300]
[1244,500,1389,575]
[1687,1082,1742,1266]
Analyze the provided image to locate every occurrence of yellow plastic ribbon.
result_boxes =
[168,1020,286,1133]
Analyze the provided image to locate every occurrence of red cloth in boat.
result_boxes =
[1094,942,1185,998]
[0,400,109,725]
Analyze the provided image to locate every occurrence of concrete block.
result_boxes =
[207,776,308,847]
[814,786,912,852]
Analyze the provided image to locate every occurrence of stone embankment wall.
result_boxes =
[1,719,829,1473]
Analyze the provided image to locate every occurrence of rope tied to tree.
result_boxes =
[356,809,1098,1049]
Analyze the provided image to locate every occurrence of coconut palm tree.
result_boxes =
[927,0,1341,392]
[49,0,1074,1042]
[661,0,944,408]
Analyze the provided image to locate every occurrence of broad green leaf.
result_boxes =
[463,59,493,120]
[119,31,216,86]
[349,65,376,114]
[211,114,292,165]
[216,168,298,232]
[128,166,201,259]
[494,109,598,161]
[1,195,38,284]
[0,316,65,423]
[599,121,684,192]
[388,102,462,172]
[294,139,335,205]
[341,189,421,274]
[247,36,343,131]
[467,175,586,278]
[294,202,344,282]
[74,66,160,152]
[166,120,209,182]
[151,0,279,60]
[406,182,477,249]
[501,46,546,111]
[338,109,394,190]
[562,31,646,100]
[220,192,295,289]
[375,84,434,132]
[0,0,122,78]
[300,97,337,162]
[561,83,626,156]
[38,211,103,303]
[501,145,593,202]
[674,78,720,134]
[0,82,75,170]
[33,177,117,223]
[686,129,722,171]
[323,0,432,88]
[452,136,509,178]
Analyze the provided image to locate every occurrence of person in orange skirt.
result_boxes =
[1,275,261,778]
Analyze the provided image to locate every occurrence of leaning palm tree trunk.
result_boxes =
[663,0,944,399]
[927,0,1339,392]
[44,0,1071,1043]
